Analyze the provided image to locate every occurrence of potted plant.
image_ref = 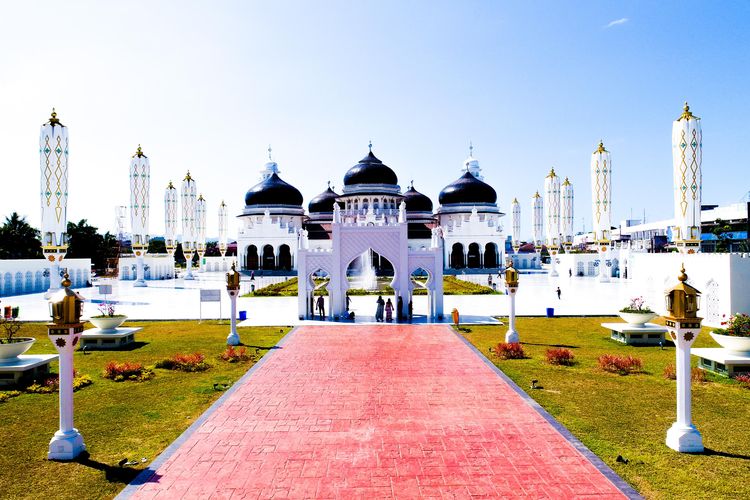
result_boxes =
[619,296,657,326]
[89,301,127,332]
[0,310,35,362]
[710,313,750,354]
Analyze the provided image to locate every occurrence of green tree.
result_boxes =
[66,220,115,272]
[0,212,43,259]
[204,241,220,257]
[712,218,732,253]
[148,237,166,254]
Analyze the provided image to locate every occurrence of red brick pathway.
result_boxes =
[124,325,634,499]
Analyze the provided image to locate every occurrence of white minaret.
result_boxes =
[164,181,178,276]
[218,200,228,258]
[511,198,521,252]
[196,194,207,271]
[39,109,69,295]
[672,102,702,254]
[463,142,484,180]
[561,177,574,250]
[532,191,543,250]
[591,140,612,282]
[181,171,197,280]
[129,145,150,287]
[544,167,561,276]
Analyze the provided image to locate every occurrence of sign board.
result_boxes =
[98,284,113,295]
[200,289,221,302]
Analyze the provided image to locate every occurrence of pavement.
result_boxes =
[118,324,638,499]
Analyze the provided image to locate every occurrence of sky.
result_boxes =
[1,1,749,240]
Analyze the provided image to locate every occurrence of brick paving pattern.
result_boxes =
[127,325,630,499]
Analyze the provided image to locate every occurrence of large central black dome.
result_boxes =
[439,171,497,205]
[244,173,303,207]
[343,150,398,186]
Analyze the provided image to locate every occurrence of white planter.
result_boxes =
[618,311,657,326]
[88,316,127,333]
[710,332,750,354]
[0,337,36,362]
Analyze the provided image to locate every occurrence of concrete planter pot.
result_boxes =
[710,332,750,354]
[618,311,657,326]
[0,337,36,362]
[89,316,127,333]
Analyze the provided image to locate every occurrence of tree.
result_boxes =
[204,241,220,257]
[711,218,732,253]
[0,212,43,259]
[148,237,166,254]
[66,220,112,271]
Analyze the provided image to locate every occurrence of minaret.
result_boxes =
[218,201,228,258]
[129,145,150,287]
[672,102,702,254]
[511,198,521,253]
[591,140,612,282]
[39,108,69,295]
[561,177,574,251]
[260,145,280,180]
[196,194,207,271]
[544,167,561,276]
[181,171,197,279]
[164,181,178,278]
[463,142,484,180]
[532,191,543,250]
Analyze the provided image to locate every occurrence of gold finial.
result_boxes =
[49,108,60,126]
[134,144,145,157]
[512,197,518,204]
[198,193,205,201]
[678,263,687,282]
[184,170,193,182]
[546,167,556,178]
[595,140,607,153]
[562,176,571,186]
[61,272,71,288]
[533,191,541,198]
[678,101,699,121]
[220,199,226,207]
[167,180,174,189]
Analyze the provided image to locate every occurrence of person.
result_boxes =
[397,296,403,321]
[316,295,325,319]
[375,295,385,322]
[408,300,413,320]
[250,270,255,281]
[346,294,351,311]
[568,268,572,278]
[556,286,561,300]
[385,298,394,322]
[487,274,493,286]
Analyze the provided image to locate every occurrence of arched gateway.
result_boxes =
[298,204,444,321]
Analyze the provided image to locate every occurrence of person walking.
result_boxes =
[346,294,351,311]
[397,296,403,321]
[375,295,385,322]
[316,295,325,319]
[385,298,394,322]
[556,286,561,300]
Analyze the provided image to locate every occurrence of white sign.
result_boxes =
[200,289,221,302]
[98,284,113,295]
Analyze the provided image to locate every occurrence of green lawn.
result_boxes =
[460,317,750,500]
[0,321,289,500]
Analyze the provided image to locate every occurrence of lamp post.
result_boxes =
[664,264,703,453]
[196,195,207,273]
[129,145,150,287]
[218,201,228,258]
[226,262,241,345]
[672,103,702,254]
[181,171,197,280]
[504,261,519,343]
[511,198,521,253]
[164,181,178,277]
[47,273,86,460]
[544,168,561,277]
[591,140,612,282]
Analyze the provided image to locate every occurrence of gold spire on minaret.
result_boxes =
[184,171,193,182]
[48,108,61,126]
[595,140,607,153]
[546,167,557,178]
[133,144,145,158]
[533,191,541,198]
[512,197,519,204]
[678,101,699,121]
[167,180,174,189]
[198,194,205,201]
[220,199,226,207]
[562,176,571,186]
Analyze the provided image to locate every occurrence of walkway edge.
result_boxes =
[115,326,301,500]
[450,327,643,500]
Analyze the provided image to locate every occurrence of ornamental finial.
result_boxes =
[198,193,205,201]
[546,167,556,178]
[267,144,273,161]
[167,180,174,189]
[184,170,193,182]
[678,263,687,282]
[596,140,607,153]
[49,108,60,126]
[562,176,571,186]
[469,141,474,158]
[512,197,519,204]
[368,140,372,153]
[679,101,698,121]
[134,144,144,157]
[61,272,71,288]
[220,199,226,207]
[533,191,541,199]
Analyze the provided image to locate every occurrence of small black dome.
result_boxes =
[244,173,303,207]
[308,186,341,213]
[343,150,398,186]
[439,171,497,205]
[403,185,433,212]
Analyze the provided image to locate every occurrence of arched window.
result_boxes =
[467,243,481,268]
[484,243,498,268]
[246,245,259,270]
[450,243,465,269]
[278,244,292,271]
[262,245,275,270]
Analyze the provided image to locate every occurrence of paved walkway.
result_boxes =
[120,325,637,499]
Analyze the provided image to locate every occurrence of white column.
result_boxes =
[227,290,240,345]
[672,102,703,254]
[666,323,703,452]
[505,286,519,343]
[134,254,146,287]
[48,325,86,460]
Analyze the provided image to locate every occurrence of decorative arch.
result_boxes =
[261,244,275,270]
[245,245,259,270]
[484,242,498,268]
[450,243,465,269]
[467,243,481,268]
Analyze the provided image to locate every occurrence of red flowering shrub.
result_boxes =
[597,354,642,375]
[220,346,254,363]
[733,374,750,388]
[155,352,210,372]
[25,371,93,393]
[662,363,707,382]
[103,361,154,382]
[494,342,526,360]
[545,348,575,366]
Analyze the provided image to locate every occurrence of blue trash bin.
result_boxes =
[239,310,247,321]
[546,307,554,318]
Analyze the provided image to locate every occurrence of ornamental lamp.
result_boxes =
[665,264,701,320]
[48,273,84,325]
[226,262,241,290]
[505,263,519,288]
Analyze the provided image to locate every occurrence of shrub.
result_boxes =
[597,354,642,375]
[662,363,708,382]
[0,390,21,403]
[155,352,210,372]
[103,361,154,382]
[24,372,93,394]
[714,313,750,337]
[493,342,525,360]
[733,373,750,388]
[220,346,254,363]
[545,348,575,366]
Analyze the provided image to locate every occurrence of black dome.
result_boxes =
[439,171,497,205]
[308,186,341,213]
[343,150,398,186]
[403,185,433,212]
[244,173,303,207]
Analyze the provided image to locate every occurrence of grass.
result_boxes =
[0,321,289,500]
[460,317,750,500]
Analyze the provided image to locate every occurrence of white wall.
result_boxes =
[0,258,91,297]
[118,255,174,281]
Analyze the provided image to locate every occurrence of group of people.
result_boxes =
[314,294,410,322]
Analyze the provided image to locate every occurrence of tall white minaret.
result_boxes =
[218,200,228,258]
[544,167,561,276]
[532,191,543,250]
[164,181,178,260]
[672,102,702,254]
[40,108,69,295]
[196,194,207,271]
[181,171,197,279]
[129,145,150,287]
[561,177,574,250]
[511,198,521,253]
[591,140,612,282]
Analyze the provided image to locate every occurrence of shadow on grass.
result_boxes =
[521,342,580,349]
[240,344,282,350]
[703,448,750,460]
[72,452,143,484]
[79,341,150,353]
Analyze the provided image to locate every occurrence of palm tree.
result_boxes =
[0,212,42,259]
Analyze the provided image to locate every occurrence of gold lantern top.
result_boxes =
[504,262,519,288]
[226,262,241,290]
[48,273,85,325]
[665,264,701,320]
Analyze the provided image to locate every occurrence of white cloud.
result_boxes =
[604,17,629,29]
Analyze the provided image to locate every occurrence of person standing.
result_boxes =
[385,298,394,322]
[316,295,325,319]
[556,286,561,300]
[375,295,385,322]
[346,294,351,311]
[397,296,403,321]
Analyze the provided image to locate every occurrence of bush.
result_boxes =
[25,372,93,393]
[0,390,21,403]
[220,346,254,363]
[103,361,154,382]
[662,363,708,382]
[545,348,575,366]
[493,342,525,360]
[598,354,643,375]
[155,352,210,372]
[733,373,750,388]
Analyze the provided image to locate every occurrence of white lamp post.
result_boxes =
[164,181,178,276]
[511,198,521,253]
[196,195,207,272]
[181,171,197,280]
[226,262,241,345]
[544,168,561,277]
[591,140,612,282]
[672,102,702,254]
[129,145,150,287]
[561,177,574,253]
[218,201,228,258]
[504,262,519,343]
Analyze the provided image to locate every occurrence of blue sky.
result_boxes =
[1,1,748,239]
